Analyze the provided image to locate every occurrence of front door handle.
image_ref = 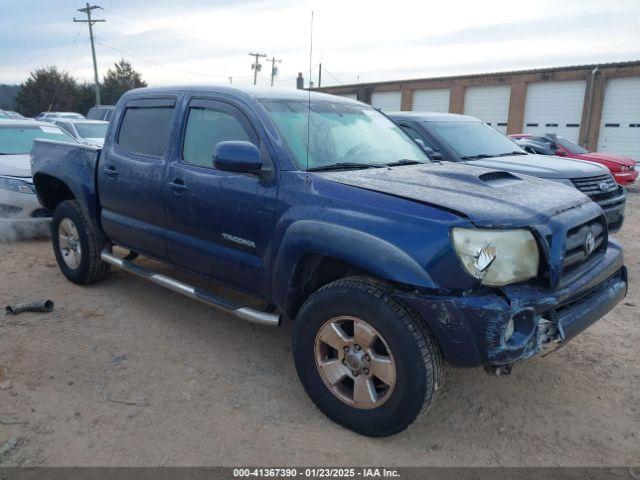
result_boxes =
[168,179,189,193]
[103,166,119,177]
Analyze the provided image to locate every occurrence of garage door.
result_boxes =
[412,88,450,112]
[463,85,511,134]
[523,80,586,142]
[370,91,401,111]
[597,76,640,161]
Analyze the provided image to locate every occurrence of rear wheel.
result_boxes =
[292,276,443,437]
[51,200,110,284]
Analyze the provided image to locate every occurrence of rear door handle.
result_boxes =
[168,179,189,193]
[103,166,119,177]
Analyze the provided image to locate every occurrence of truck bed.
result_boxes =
[31,139,102,229]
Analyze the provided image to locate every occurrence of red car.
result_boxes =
[510,134,638,186]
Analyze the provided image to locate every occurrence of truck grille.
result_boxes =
[571,174,619,200]
[560,215,607,286]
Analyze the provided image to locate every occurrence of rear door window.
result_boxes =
[117,101,175,157]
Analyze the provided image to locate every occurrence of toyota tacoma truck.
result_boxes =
[31,87,627,437]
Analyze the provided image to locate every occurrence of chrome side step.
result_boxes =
[100,250,281,327]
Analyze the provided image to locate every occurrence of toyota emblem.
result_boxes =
[584,232,595,255]
[599,181,614,192]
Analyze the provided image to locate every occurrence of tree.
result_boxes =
[101,59,147,105]
[0,84,21,111]
[75,83,97,116]
[15,66,79,117]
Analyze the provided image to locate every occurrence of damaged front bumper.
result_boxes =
[399,239,627,368]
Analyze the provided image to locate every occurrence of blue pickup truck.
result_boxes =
[31,87,627,436]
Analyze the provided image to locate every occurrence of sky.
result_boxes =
[1,0,639,89]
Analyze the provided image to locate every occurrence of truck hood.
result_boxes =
[466,154,608,179]
[0,153,31,178]
[316,162,591,227]
[572,151,637,167]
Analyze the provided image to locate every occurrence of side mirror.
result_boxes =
[213,141,262,173]
[555,148,567,157]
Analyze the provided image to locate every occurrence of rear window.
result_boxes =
[75,122,109,139]
[117,106,174,157]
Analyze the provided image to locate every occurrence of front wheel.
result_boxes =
[292,277,443,437]
[51,200,110,284]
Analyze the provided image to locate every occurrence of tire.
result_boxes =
[292,276,443,437]
[51,200,110,285]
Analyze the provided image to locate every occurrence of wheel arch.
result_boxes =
[33,173,103,235]
[272,221,437,319]
[33,173,75,213]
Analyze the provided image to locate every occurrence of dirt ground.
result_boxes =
[0,193,639,467]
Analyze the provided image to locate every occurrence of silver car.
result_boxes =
[53,119,109,147]
[0,120,77,237]
[36,112,85,122]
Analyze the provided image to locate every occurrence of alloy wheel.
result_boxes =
[314,316,396,409]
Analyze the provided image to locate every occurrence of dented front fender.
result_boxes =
[398,240,626,368]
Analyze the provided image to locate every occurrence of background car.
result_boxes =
[0,110,9,120]
[36,111,85,122]
[510,133,638,186]
[3,111,28,120]
[86,105,115,122]
[53,118,109,147]
[0,120,77,236]
[389,111,627,231]
[513,137,557,156]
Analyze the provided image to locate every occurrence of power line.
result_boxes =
[74,3,105,105]
[49,27,83,111]
[94,40,250,80]
[280,62,320,83]
[321,66,345,85]
[107,9,223,51]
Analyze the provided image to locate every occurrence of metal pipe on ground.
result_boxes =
[5,300,54,315]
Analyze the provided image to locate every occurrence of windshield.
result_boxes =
[557,136,589,154]
[0,111,9,119]
[75,122,108,139]
[425,121,525,159]
[0,125,76,154]
[260,99,429,170]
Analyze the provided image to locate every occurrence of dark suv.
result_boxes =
[389,112,627,232]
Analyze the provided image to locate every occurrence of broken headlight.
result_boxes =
[452,228,539,286]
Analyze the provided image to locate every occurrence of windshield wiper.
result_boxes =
[385,159,426,167]
[459,154,495,160]
[495,151,528,157]
[306,162,385,172]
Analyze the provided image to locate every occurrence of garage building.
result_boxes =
[320,61,640,160]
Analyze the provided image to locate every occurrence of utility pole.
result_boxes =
[248,52,267,85]
[269,57,282,87]
[74,3,105,106]
[318,62,322,88]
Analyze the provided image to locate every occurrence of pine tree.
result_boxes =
[101,59,147,105]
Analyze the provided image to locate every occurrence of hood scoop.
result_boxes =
[477,171,522,187]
